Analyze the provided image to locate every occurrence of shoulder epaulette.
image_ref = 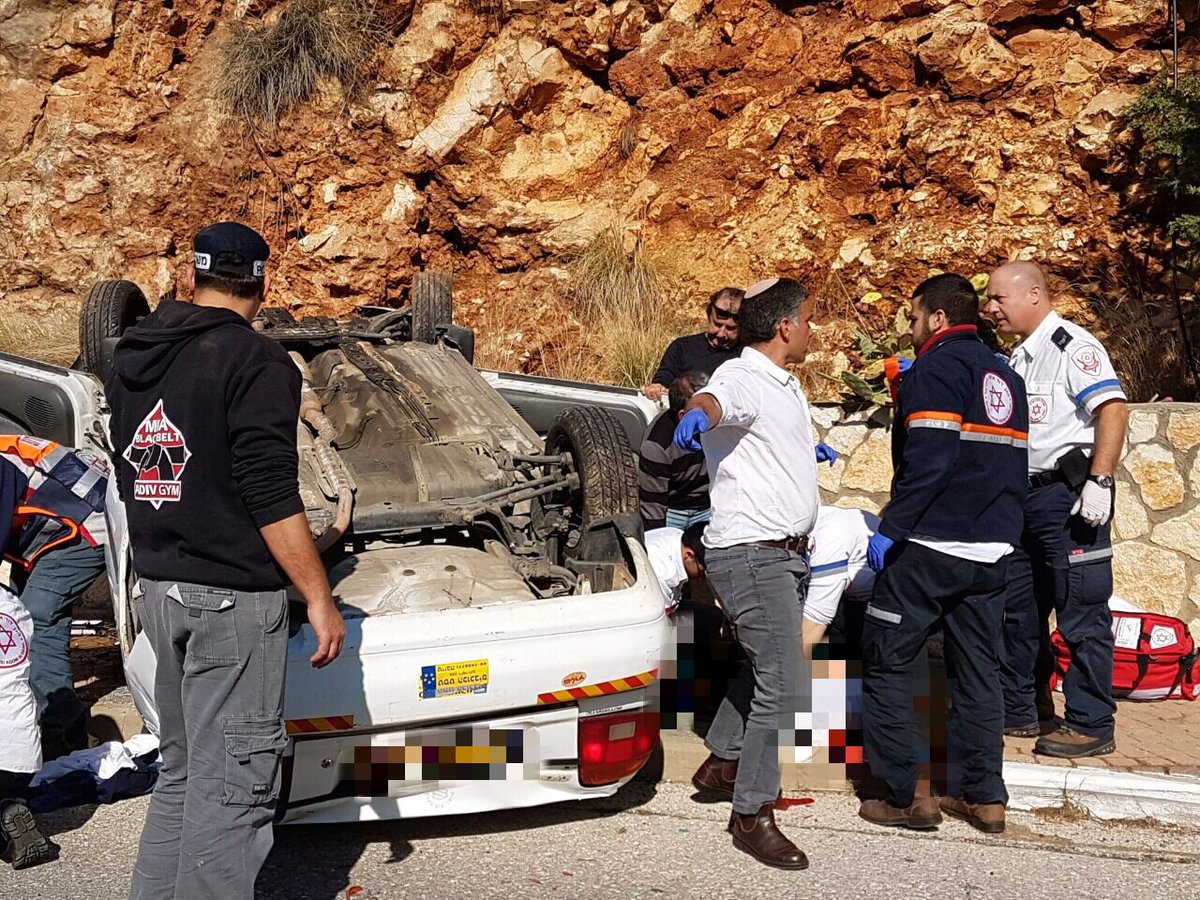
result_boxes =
[1051,327,1073,351]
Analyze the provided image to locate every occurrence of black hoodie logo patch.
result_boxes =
[123,400,192,509]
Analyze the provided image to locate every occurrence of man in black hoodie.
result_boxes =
[107,222,345,900]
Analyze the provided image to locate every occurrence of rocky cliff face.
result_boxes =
[1,0,1194,390]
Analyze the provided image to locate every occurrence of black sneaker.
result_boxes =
[0,800,55,870]
[1003,721,1040,738]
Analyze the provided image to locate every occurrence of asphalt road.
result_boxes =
[13,782,1198,899]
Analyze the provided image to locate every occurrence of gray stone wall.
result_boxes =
[811,401,1200,632]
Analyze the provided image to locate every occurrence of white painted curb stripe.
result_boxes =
[1004,761,1200,827]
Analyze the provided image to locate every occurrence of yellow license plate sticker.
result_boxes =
[419,658,489,699]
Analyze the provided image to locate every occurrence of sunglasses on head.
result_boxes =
[710,304,739,323]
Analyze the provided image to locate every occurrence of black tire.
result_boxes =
[545,405,640,524]
[79,280,149,383]
[411,271,452,344]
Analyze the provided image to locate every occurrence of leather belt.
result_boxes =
[1028,470,1066,490]
[752,535,810,554]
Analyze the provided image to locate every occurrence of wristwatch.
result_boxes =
[1089,474,1115,489]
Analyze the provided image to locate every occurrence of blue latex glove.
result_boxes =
[896,356,913,376]
[867,532,895,573]
[674,408,710,451]
[815,443,838,465]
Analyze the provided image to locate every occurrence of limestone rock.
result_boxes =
[829,494,883,515]
[1113,480,1148,541]
[822,423,868,458]
[1124,443,1184,511]
[841,428,893,495]
[1113,541,1188,616]
[810,405,844,431]
[1081,0,1169,49]
[817,457,845,493]
[1071,86,1139,172]
[381,179,423,227]
[1152,506,1200,562]
[916,21,1021,100]
[0,78,46,154]
[1168,411,1200,453]
[1126,408,1159,445]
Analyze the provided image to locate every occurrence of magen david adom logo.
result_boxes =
[982,372,1014,426]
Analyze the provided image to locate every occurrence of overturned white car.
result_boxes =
[0,274,671,824]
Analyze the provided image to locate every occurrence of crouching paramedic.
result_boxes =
[1,435,109,762]
[860,274,1028,835]
[107,222,345,900]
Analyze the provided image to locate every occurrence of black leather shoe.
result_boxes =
[1034,726,1115,759]
[692,753,738,801]
[729,804,809,870]
[1003,721,1040,738]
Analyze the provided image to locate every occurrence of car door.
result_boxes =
[0,351,136,653]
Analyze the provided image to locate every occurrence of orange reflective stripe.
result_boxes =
[11,504,80,568]
[0,436,62,467]
[961,423,1029,441]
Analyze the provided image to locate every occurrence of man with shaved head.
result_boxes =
[673,277,819,870]
[985,261,1129,759]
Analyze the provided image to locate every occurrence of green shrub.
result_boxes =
[215,0,389,126]
[1124,71,1200,246]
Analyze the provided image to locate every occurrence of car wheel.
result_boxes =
[79,280,150,383]
[545,405,640,524]
[411,271,452,345]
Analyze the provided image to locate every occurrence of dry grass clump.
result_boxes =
[214,0,390,126]
[564,224,687,387]
[0,303,80,367]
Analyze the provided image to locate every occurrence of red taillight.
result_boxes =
[577,710,660,786]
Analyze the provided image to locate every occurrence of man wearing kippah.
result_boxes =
[107,222,346,900]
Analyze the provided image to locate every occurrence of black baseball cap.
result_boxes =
[193,222,269,279]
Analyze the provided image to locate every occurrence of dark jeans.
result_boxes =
[0,771,34,801]
[129,579,289,900]
[11,541,107,759]
[862,542,1009,808]
[703,544,809,815]
[1001,482,1116,738]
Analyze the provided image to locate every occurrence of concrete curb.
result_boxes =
[659,728,1200,827]
[1003,761,1200,827]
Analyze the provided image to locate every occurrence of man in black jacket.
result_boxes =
[640,287,743,401]
[108,222,345,900]
[859,274,1028,836]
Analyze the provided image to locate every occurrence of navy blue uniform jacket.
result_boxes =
[880,325,1029,546]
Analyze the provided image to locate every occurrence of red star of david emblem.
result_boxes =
[0,624,15,655]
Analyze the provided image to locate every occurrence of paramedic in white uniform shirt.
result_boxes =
[644,524,708,612]
[803,506,880,658]
[985,261,1128,759]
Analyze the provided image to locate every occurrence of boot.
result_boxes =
[0,800,55,870]
[728,803,809,870]
[858,796,943,830]
[1034,726,1115,759]
[940,797,1006,834]
[691,753,738,801]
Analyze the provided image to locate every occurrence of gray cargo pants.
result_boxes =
[703,544,809,815]
[129,579,289,900]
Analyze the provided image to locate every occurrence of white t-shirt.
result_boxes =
[804,506,879,627]
[645,526,687,612]
[1009,310,1126,474]
[697,347,819,550]
[0,586,41,773]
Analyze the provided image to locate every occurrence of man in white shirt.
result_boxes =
[644,524,707,613]
[673,276,817,871]
[985,261,1129,759]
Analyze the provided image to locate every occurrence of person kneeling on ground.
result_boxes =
[0,457,56,869]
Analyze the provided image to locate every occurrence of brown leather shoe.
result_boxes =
[692,753,738,801]
[729,803,809,870]
[858,797,942,830]
[940,796,1005,834]
[1034,726,1115,759]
